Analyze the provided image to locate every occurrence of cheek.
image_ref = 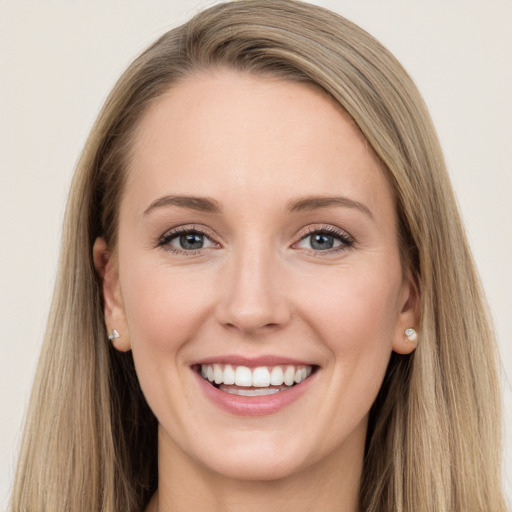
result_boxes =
[297,261,402,401]
[118,256,218,391]
[121,259,208,342]
[117,256,219,426]
[299,265,402,443]
[301,263,401,347]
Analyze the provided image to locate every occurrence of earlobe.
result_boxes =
[392,273,420,355]
[92,237,131,352]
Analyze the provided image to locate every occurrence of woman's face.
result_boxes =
[98,71,417,481]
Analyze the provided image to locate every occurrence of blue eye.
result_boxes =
[296,228,353,252]
[309,233,336,250]
[178,233,206,250]
[158,229,217,252]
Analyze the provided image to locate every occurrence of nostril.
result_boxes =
[218,300,291,334]
[214,259,291,332]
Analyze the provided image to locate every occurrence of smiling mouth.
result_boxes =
[195,363,316,396]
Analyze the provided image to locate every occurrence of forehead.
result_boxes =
[123,70,394,221]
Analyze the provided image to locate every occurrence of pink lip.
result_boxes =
[193,355,314,367]
[193,367,317,417]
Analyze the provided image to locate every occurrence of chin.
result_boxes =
[205,455,306,482]
[188,432,319,482]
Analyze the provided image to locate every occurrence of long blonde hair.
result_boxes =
[10,1,506,511]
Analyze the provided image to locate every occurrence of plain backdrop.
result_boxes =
[1,1,511,509]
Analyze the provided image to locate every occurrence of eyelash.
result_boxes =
[156,224,354,255]
[157,226,218,255]
[296,225,354,255]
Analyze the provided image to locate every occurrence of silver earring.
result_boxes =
[404,328,417,342]
[108,329,120,342]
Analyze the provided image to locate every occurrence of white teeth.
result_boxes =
[235,366,253,387]
[252,367,271,387]
[283,366,295,386]
[294,367,308,383]
[213,364,223,384]
[270,366,284,385]
[223,364,235,385]
[199,363,313,389]
[223,387,283,396]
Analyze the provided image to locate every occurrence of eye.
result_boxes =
[295,227,353,253]
[158,228,218,253]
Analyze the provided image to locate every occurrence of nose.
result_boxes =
[215,241,291,335]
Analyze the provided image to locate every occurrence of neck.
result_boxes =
[149,425,365,512]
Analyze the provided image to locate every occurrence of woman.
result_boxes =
[9,1,507,511]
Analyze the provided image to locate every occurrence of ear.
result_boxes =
[392,272,420,355]
[92,237,131,352]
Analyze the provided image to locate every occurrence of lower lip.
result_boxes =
[194,370,316,416]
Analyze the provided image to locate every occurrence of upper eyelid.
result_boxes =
[161,224,218,239]
[297,224,354,241]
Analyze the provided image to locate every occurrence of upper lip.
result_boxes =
[193,355,316,367]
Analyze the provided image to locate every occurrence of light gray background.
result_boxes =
[1,1,511,509]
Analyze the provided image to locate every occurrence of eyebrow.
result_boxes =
[143,195,222,216]
[143,194,372,218]
[286,195,373,218]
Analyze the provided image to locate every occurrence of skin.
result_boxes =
[94,71,418,512]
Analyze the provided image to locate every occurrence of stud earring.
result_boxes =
[108,329,120,342]
[404,328,417,342]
